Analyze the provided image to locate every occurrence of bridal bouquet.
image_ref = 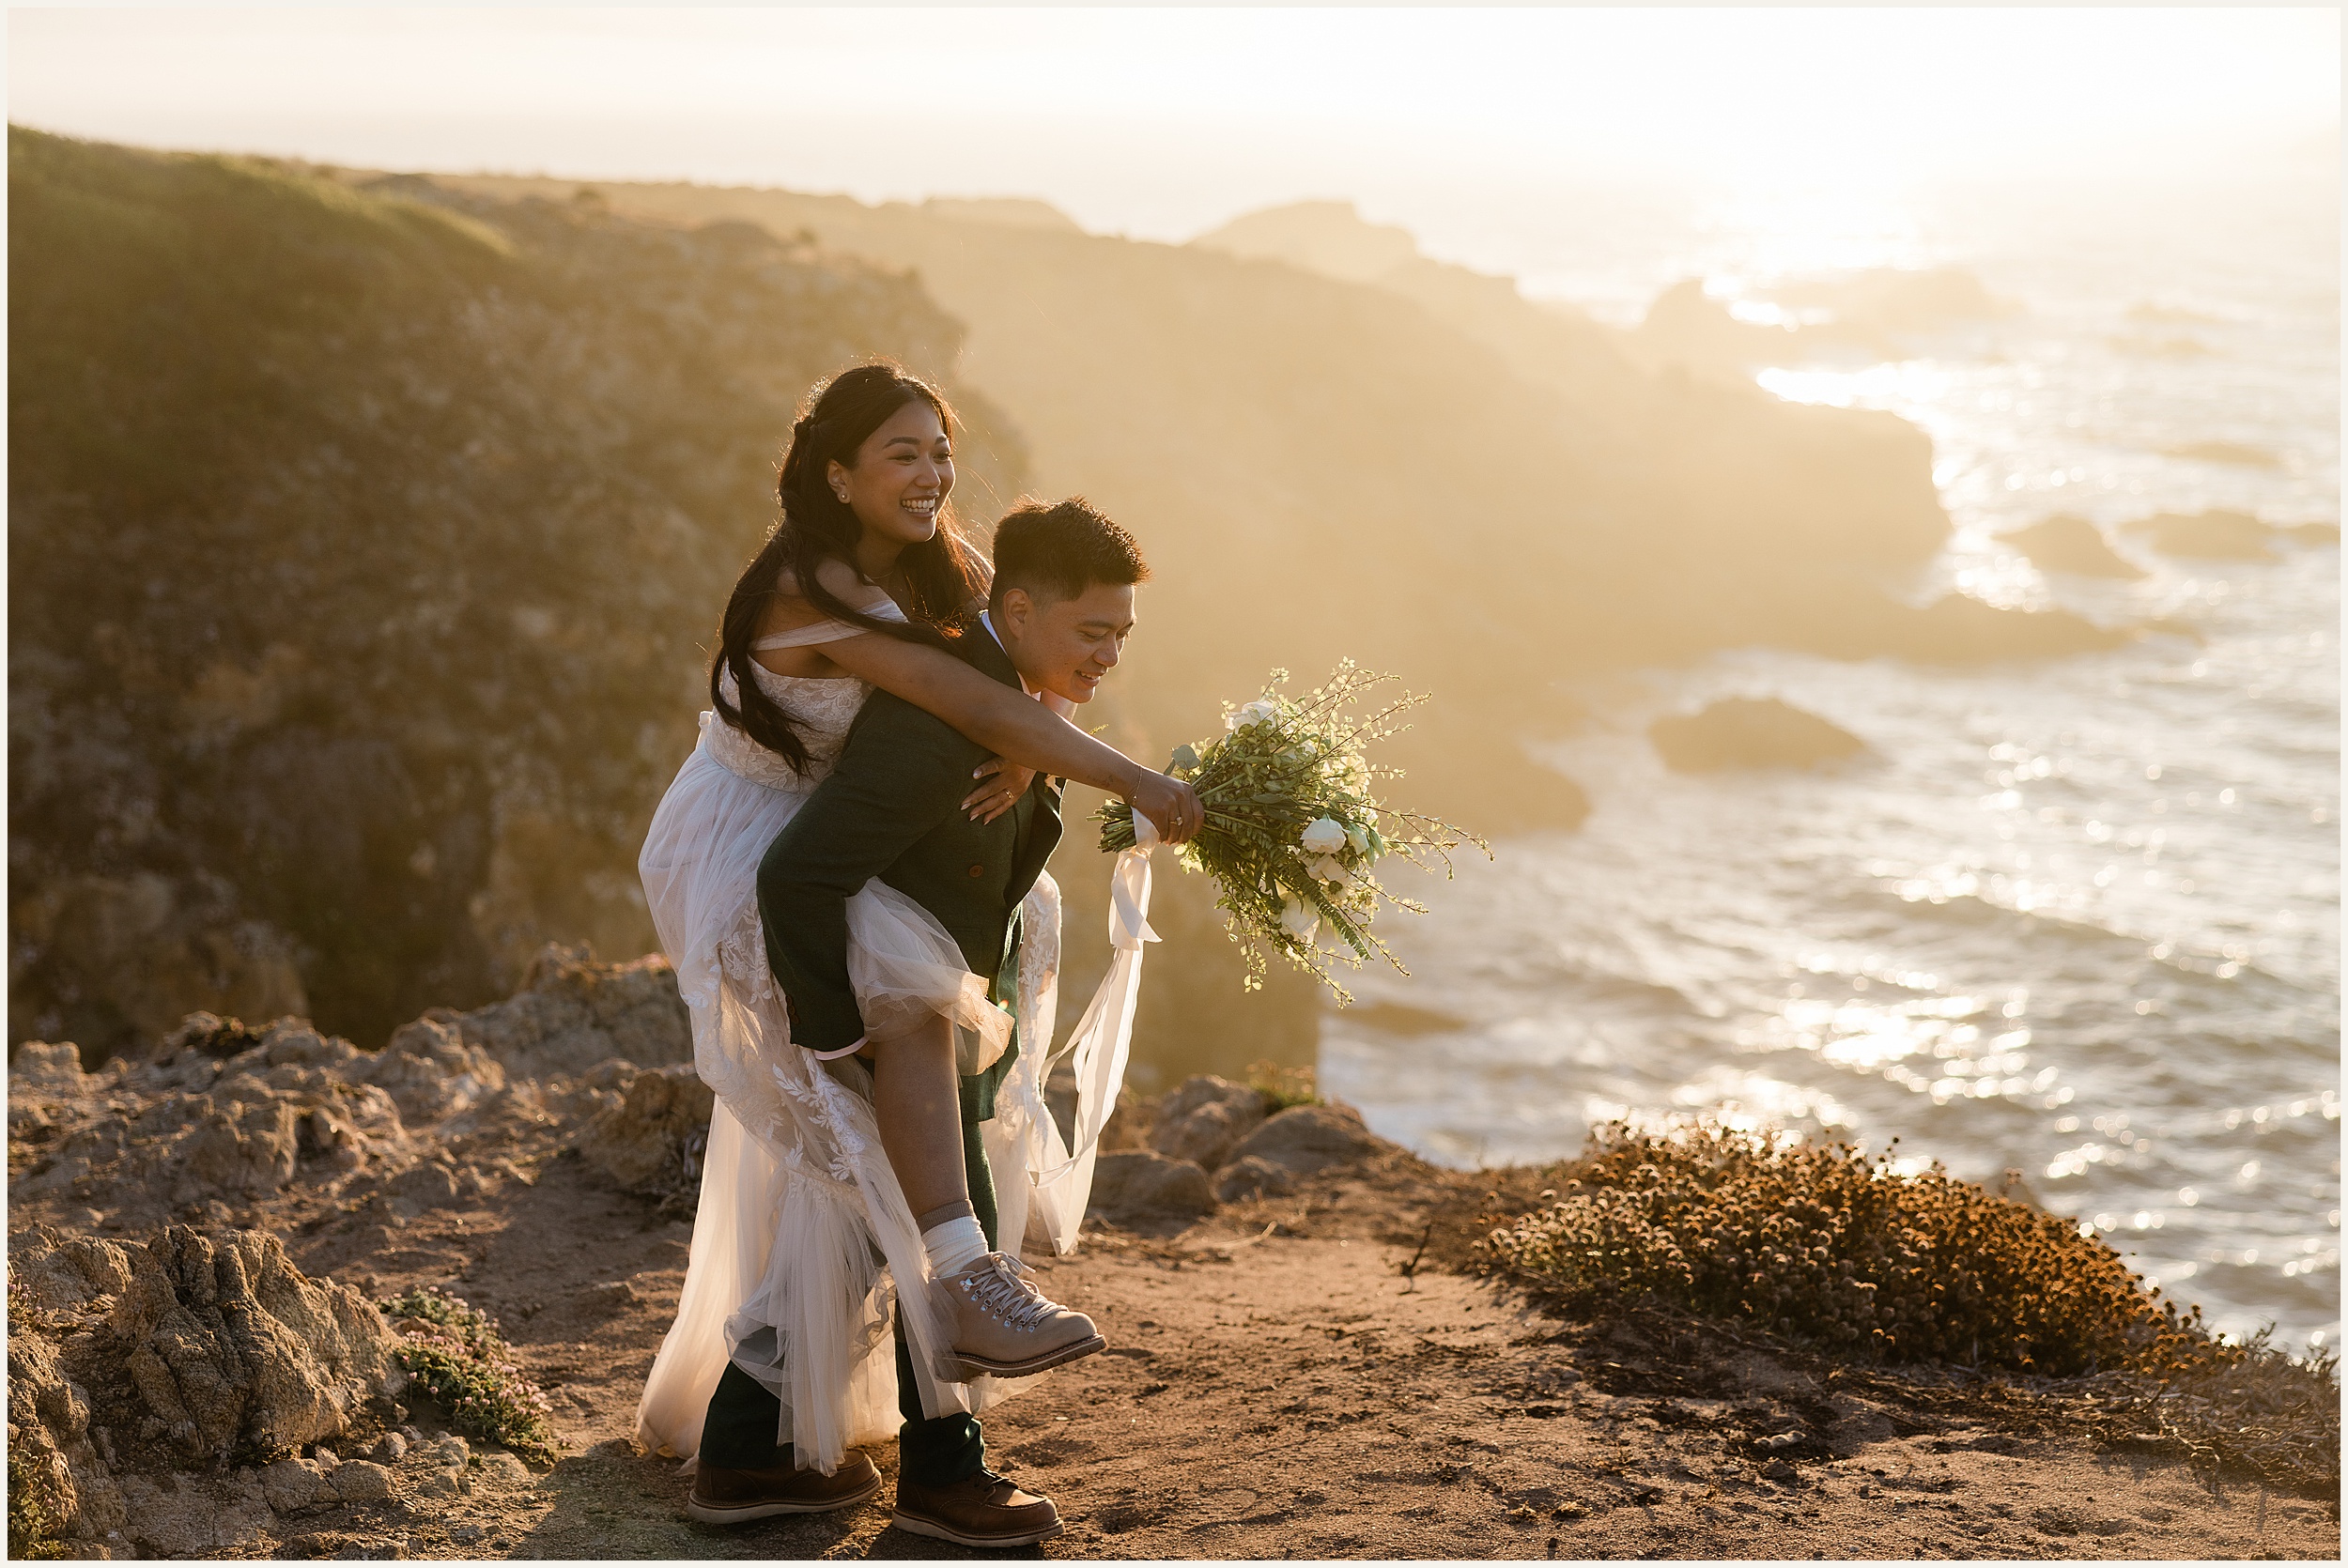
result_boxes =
[1097,662,1488,1003]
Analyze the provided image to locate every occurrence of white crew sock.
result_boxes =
[921,1215,989,1279]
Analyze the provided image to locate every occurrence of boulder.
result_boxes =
[1222,1103,1386,1180]
[575,1063,714,1192]
[260,1456,334,1514]
[1148,1075,1268,1171]
[10,1038,90,1092]
[1088,1151,1216,1225]
[1649,698,1866,773]
[2000,515,2144,578]
[1214,1154,1298,1204]
[174,1094,301,1201]
[108,1226,401,1462]
[329,1460,394,1502]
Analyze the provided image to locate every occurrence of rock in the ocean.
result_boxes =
[1089,1150,1216,1225]
[1649,698,1866,773]
[108,1226,401,1462]
[2124,508,2277,561]
[1149,1075,1268,1171]
[575,1062,713,1192]
[2000,515,2144,578]
[1221,1103,1387,1180]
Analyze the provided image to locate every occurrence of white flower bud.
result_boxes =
[1278,897,1320,942]
[1299,816,1349,855]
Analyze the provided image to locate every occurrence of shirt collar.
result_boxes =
[978,609,1039,698]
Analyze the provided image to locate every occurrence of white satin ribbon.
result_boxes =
[1022,811,1160,1253]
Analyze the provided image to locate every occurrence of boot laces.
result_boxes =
[961,1254,1062,1331]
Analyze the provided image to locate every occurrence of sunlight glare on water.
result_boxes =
[1323,173,2340,1352]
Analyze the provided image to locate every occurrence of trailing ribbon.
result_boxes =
[1024,812,1160,1253]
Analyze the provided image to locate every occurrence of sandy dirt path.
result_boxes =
[278,1155,2335,1562]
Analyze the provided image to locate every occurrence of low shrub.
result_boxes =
[7,1443,66,1560]
[1247,1058,1320,1113]
[1478,1121,2212,1377]
[379,1287,558,1463]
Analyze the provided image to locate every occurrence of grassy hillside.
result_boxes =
[8,128,1023,1053]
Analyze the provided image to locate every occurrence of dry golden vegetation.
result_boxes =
[1476,1122,2340,1494]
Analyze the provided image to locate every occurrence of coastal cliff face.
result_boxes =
[7,129,1024,1056]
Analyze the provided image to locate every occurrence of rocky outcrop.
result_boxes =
[6,1226,400,1556]
[1148,1075,1268,1171]
[2001,515,2145,578]
[1649,699,1867,773]
[437,945,693,1082]
[1091,1093,1398,1226]
[8,948,694,1233]
[108,1227,401,1461]
[574,1063,715,1193]
[1089,1151,1217,1225]
[1222,1103,1388,1182]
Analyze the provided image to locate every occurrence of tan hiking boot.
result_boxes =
[934,1253,1105,1381]
[686,1449,882,1524]
[892,1467,1062,1547]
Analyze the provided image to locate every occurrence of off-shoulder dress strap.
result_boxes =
[752,599,909,652]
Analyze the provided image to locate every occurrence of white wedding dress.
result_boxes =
[631,607,1156,1477]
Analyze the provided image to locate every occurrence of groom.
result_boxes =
[688,498,1153,1547]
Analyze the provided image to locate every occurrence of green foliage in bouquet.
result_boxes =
[1098,663,1488,1002]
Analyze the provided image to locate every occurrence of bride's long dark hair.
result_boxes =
[709,362,990,774]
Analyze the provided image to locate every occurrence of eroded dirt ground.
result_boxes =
[242,1152,2337,1561]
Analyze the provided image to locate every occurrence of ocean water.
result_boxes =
[1321,172,2341,1351]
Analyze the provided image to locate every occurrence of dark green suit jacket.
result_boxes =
[757,625,1062,1120]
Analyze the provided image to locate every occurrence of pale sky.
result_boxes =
[8,8,2337,241]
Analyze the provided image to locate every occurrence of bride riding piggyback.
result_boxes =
[633,362,1199,1547]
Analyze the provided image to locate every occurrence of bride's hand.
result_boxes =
[965,757,1039,823]
[1126,770,1203,846]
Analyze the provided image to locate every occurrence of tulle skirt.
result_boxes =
[629,715,1068,1473]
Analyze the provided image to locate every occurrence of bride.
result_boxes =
[632,363,1197,1537]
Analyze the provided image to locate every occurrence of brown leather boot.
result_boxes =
[935,1253,1106,1381]
[892,1466,1062,1547]
[686,1449,882,1524]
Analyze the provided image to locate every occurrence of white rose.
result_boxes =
[1278,897,1320,942]
[1311,855,1351,887]
[1226,699,1280,731]
[1299,816,1349,855]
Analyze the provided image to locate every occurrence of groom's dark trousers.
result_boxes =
[699,621,1062,1485]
